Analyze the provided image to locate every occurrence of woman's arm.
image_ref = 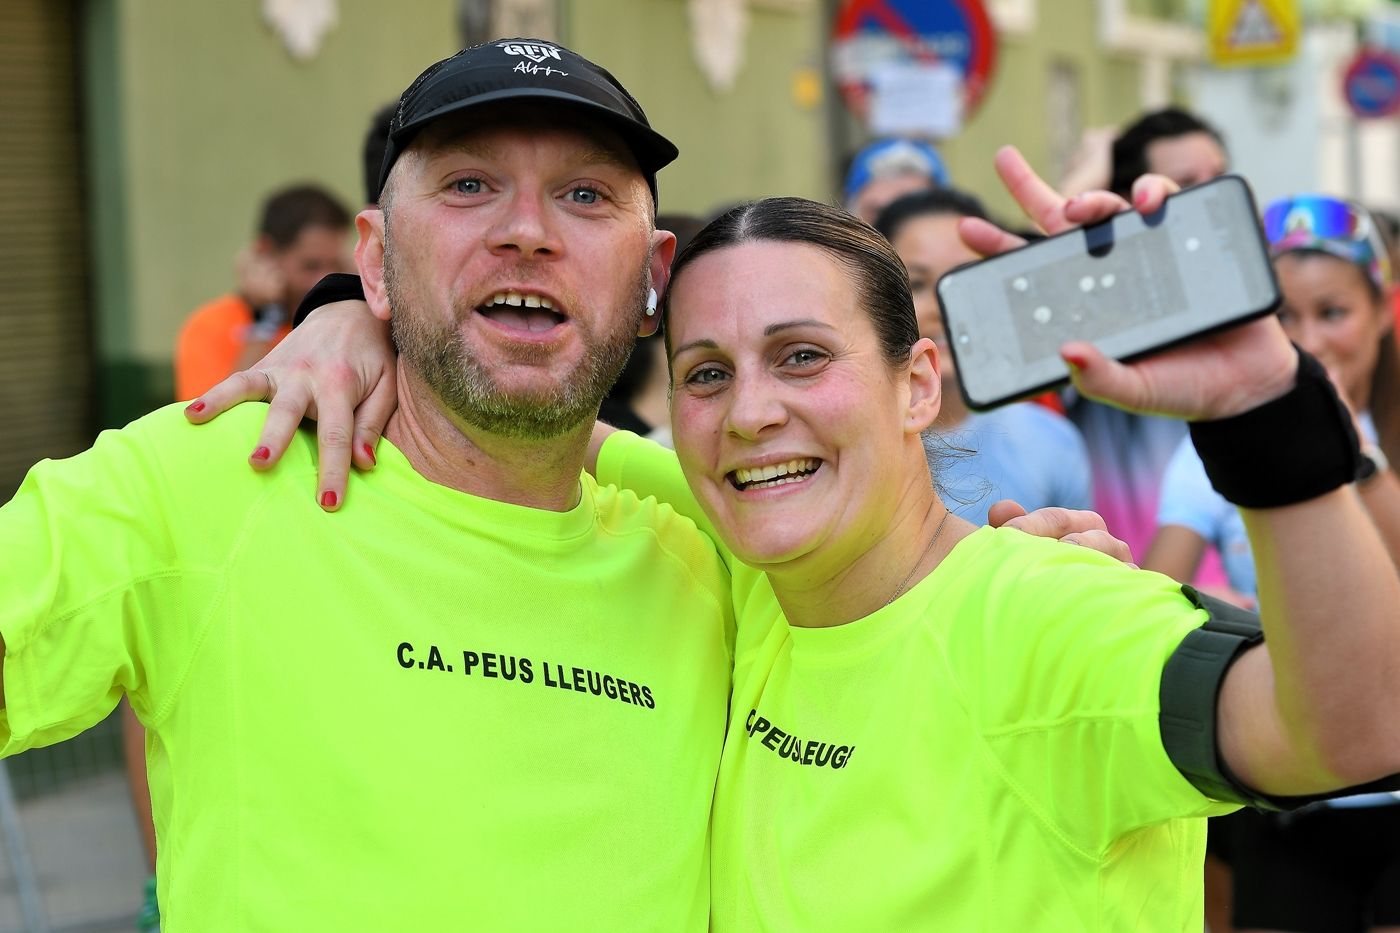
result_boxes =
[969,147,1400,798]
[1141,524,1208,584]
[186,299,397,510]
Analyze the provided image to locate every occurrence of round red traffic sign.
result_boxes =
[831,0,998,124]
[1343,48,1400,119]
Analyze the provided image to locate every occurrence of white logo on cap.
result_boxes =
[500,42,562,64]
[513,61,569,77]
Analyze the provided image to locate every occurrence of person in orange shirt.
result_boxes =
[174,184,350,400]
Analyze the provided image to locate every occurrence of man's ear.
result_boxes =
[253,234,278,257]
[355,209,392,322]
[639,228,678,338]
[905,337,943,434]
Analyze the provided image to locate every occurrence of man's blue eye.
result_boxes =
[455,179,483,194]
[571,187,600,204]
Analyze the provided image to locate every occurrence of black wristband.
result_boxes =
[1189,348,1363,509]
[293,273,367,328]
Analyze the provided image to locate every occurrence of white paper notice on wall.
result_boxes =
[868,61,963,138]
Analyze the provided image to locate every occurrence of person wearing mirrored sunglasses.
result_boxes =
[1146,194,1400,933]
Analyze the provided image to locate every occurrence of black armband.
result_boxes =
[293,273,367,328]
[1160,586,1270,807]
[1188,348,1363,509]
[1161,585,1400,811]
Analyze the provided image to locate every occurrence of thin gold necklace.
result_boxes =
[886,509,952,606]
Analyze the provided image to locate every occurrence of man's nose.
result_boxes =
[485,191,561,260]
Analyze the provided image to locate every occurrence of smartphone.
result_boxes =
[936,174,1281,411]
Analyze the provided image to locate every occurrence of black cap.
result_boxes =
[377,39,679,204]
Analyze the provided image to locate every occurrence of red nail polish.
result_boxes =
[187,400,205,414]
[251,446,271,461]
[320,490,338,509]
[1063,351,1089,370]
[362,443,377,465]
[1133,190,1148,209]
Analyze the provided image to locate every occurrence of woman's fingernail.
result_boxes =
[320,490,338,509]
[251,446,271,461]
[187,400,205,414]
[1063,351,1089,370]
[1133,190,1148,209]
[362,443,377,466]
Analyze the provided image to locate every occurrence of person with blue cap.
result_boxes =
[843,136,949,223]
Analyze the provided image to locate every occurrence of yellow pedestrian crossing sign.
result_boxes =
[1208,0,1300,66]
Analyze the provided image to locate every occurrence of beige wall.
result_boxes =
[95,0,460,371]
[563,0,832,215]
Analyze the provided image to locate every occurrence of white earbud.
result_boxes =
[645,288,658,317]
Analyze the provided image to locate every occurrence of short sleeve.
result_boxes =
[0,412,223,754]
[1157,436,1232,542]
[595,431,732,565]
[945,534,1237,856]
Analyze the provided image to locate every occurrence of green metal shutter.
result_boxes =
[0,0,95,500]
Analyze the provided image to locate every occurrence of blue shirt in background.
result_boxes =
[926,402,1092,527]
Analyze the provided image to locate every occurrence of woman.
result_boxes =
[1144,195,1400,933]
[191,154,1400,929]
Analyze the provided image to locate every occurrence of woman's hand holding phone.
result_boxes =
[958,147,1298,422]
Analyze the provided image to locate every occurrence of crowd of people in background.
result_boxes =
[22,35,1400,933]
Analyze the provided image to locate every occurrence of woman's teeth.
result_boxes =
[733,459,819,490]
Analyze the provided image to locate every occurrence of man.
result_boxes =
[1108,106,1228,199]
[3,41,733,929]
[842,136,948,224]
[174,184,351,400]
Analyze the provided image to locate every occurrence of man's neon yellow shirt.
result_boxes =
[0,405,734,931]
[598,430,1238,931]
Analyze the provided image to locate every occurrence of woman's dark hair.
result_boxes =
[1109,107,1226,198]
[663,197,919,370]
[872,187,990,242]
[1373,330,1400,469]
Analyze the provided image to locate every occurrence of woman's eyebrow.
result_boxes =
[672,321,839,357]
[764,319,838,336]
[672,338,719,356]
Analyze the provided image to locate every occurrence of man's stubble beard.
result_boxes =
[383,230,647,440]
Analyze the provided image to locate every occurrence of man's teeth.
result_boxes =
[734,459,819,489]
[483,291,555,310]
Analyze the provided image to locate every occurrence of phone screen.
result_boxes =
[937,175,1279,409]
